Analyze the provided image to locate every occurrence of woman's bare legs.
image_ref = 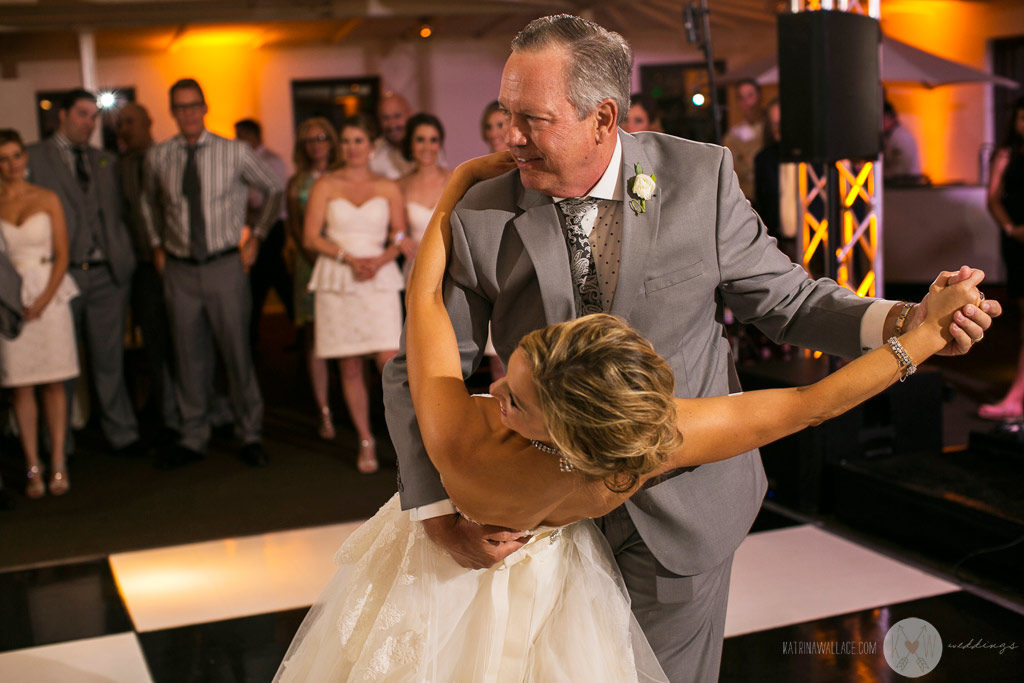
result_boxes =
[40,382,68,494]
[979,299,1024,420]
[12,385,44,498]
[339,356,378,473]
[305,326,333,439]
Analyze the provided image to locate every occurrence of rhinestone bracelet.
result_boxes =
[886,336,916,382]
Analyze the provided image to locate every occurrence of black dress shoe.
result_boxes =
[240,442,268,467]
[156,445,205,470]
[114,439,154,458]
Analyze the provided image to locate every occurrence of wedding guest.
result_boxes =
[287,117,339,439]
[480,100,510,153]
[304,114,407,473]
[141,78,281,468]
[369,93,415,180]
[27,89,142,458]
[118,102,180,437]
[979,96,1024,421]
[883,100,923,181]
[397,113,451,281]
[622,93,662,133]
[0,129,80,497]
[722,78,763,200]
[234,118,293,346]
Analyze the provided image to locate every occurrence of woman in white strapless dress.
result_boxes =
[0,130,79,498]
[303,115,407,474]
[277,154,983,682]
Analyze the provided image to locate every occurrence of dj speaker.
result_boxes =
[778,10,882,163]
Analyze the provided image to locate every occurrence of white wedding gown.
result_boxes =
[274,494,668,682]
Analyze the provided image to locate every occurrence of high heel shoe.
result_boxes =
[356,437,379,474]
[49,467,69,496]
[977,400,1024,422]
[25,465,45,499]
[317,406,336,440]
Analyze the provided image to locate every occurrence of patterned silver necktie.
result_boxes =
[558,197,603,316]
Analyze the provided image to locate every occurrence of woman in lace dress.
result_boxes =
[0,129,79,498]
[287,117,339,440]
[275,153,984,681]
[396,113,450,282]
[303,114,407,474]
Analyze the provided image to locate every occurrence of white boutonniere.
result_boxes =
[629,162,656,215]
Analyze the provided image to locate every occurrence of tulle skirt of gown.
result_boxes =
[274,494,668,682]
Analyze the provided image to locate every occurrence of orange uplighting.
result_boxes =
[881,1,992,184]
[168,26,265,52]
[419,24,432,39]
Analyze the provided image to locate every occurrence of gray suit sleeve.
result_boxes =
[713,146,872,358]
[382,206,493,510]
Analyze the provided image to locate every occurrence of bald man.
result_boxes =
[369,93,415,179]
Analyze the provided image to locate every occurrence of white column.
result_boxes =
[78,30,101,147]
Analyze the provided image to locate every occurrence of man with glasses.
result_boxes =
[141,78,281,468]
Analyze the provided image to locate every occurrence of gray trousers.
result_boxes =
[163,255,262,452]
[67,264,139,451]
[599,505,733,683]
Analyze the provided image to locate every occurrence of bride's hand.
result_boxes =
[921,267,985,336]
[455,152,516,184]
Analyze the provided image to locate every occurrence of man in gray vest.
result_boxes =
[27,88,142,457]
[383,15,1000,681]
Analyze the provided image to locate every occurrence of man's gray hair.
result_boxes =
[511,14,633,125]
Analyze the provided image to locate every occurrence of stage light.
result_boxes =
[692,93,706,107]
[419,23,432,39]
[39,99,52,111]
[98,91,117,109]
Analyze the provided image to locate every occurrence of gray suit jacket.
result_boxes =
[0,233,23,340]
[383,131,873,576]
[27,137,136,285]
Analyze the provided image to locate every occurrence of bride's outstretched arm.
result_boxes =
[662,268,985,472]
[405,154,516,470]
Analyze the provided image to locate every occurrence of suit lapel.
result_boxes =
[611,132,659,319]
[512,184,576,325]
[42,139,82,201]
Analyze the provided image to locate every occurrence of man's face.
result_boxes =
[499,46,607,198]
[59,98,99,146]
[170,87,207,140]
[379,97,410,146]
[117,106,151,151]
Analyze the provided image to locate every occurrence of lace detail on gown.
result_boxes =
[274,494,669,682]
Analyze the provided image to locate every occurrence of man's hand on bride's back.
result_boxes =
[421,513,530,569]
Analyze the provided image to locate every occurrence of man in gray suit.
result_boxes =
[28,89,141,456]
[382,15,998,682]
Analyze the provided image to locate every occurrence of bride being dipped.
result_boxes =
[274,150,985,681]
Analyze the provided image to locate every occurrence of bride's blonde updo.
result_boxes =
[517,314,684,491]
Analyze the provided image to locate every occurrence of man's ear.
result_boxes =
[594,98,619,143]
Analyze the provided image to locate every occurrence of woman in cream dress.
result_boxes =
[396,113,450,282]
[0,129,79,498]
[303,115,407,474]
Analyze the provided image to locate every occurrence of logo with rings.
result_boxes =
[883,617,942,677]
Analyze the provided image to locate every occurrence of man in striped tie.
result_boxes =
[141,78,283,469]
